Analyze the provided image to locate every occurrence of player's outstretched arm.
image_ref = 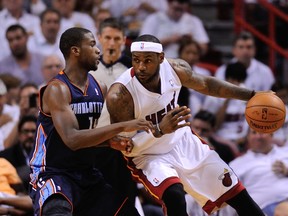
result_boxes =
[168,58,256,101]
[42,81,153,151]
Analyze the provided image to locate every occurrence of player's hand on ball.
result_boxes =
[109,136,134,153]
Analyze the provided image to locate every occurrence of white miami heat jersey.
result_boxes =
[108,58,190,156]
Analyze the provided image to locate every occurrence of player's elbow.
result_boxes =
[61,133,82,151]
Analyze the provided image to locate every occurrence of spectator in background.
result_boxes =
[28,0,47,16]
[202,62,249,152]
[0,79,20,151]
[28,8,64,63]
[93,8,112,34]
[191,110,237,164]
[0,24,45,86]
[18,83,39,118]
[0,195,33,215]
[214,31,275,91]
[90,17,130,88]
[274,200,288,216]
[0,158,29,215]
[0,74,21,107]
[140,0,209,58]
[177,36,211,118]
[0,0,40,60]
[0,115,37,192]
[0,158,25,197]
[39,54,63,89]
[101,0,168,35]
[227,128,288,216]
[51,0,96,34]
[270,81,288,147]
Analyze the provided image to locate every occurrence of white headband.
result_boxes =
[131,41,163,53]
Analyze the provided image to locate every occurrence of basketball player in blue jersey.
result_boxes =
[29,27,153,216]
[100,34,267,216]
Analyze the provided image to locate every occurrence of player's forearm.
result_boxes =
[204,76,254,101]
[63,123,126,151]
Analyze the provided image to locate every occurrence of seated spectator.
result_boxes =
[0,0,40,60]
[0,24,45,86]
[93,8,112,33]
[101,0,168,35]
[0,74,21,107]
[202,62,249,151]
[0,157,25,197]
[0,195,33,215]
[18,83,39,118]
[228,129,288,216]
[39,54,63,89]
[270,81,288,147]
[177,36,211,118]
[139,0,209,58]
[214,31,275,91]
[0,115,37,192]
[191,110,238,163]
[0,79,20,151]
[274,200,288,216]
[28,8,64,63]
[51,0,96,34]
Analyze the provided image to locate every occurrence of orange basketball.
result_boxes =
[245,92,286,133]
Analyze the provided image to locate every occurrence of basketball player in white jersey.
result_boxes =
[98,34,266,216]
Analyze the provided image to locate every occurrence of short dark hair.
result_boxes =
[0,74,21,90]
[178,35,201,56]
[20,82,38,92]
[6,24,27,38]
[134,34,161,44]
[40,8,61,23]
[167,0,190,3]
[194,110,216,128]
[18,115,37,132]
[225,62,247,82]
[233,31,255,46]
[59,27,91,59]
[98,17,125,35]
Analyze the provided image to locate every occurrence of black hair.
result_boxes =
[18,115,37,132]
[40,8,61,23]
[225,62,247,82]
[178,35,201,56]
[167,0,190,3]
[20,82,38,91]
[6,24,27,37]
[98,17,125,34]
[194,110,216,128]
[233,31,255,46]
[134,34,161,44]
[59,27,91,59]
[271,80,288,92]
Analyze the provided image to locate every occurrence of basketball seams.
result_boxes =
[246,105,285,112]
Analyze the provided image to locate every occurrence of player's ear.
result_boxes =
[71,46,80,56]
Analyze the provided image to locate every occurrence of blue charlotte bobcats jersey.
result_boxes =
[30,71,104,187]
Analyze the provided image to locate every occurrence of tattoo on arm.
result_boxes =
[107,84,134,123]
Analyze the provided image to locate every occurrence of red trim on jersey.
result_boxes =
[202,181,245,214]
[130,68,135,77]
